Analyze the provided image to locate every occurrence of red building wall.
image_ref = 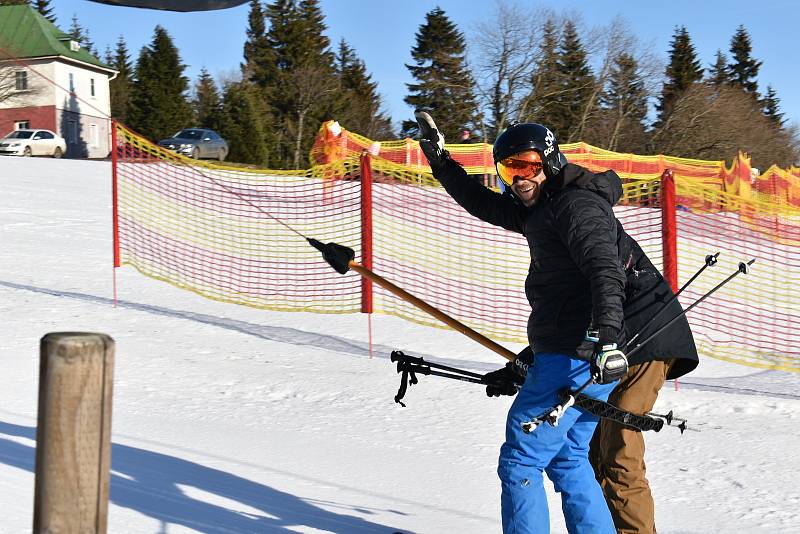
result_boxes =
[0,106,56,136]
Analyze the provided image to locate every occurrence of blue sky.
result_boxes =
[53,0,800,133]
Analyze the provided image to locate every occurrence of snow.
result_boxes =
[1,156,799,533]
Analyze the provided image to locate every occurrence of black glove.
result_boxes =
[484,347,533,397]
[591,342,628,384]
[414,111,449,170]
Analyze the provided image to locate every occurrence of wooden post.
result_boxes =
[34,333,115,534]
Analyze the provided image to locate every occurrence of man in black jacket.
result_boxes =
[416,113,633,533]
[416,112,698,533]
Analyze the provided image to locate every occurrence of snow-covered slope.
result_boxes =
[1,157,798,533]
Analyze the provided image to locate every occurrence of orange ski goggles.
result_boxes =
[496,150,544,186]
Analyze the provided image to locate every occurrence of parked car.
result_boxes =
[157,128,228,161]
[0,129,67,158]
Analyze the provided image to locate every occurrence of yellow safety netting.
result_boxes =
[115,122,800,372]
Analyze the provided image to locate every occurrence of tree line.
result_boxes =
[419,6,797,170]
[8,0,798,169]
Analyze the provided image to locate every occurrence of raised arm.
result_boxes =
[415,112,526,234]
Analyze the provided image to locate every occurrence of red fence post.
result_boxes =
[660,169,678,293]
[111,121,120,269]
[360,151,373,313]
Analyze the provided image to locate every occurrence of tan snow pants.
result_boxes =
[589,360,672,534]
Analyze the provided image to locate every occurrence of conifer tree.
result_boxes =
[707,50,729,86]
[403,7,478,139]
[761,85,784,126]
[298,0,334,68]
[727,25,761,95]
[109,36,133,123]
[334,39,393,139]
[218,80,269,165]
[68,15,96,56]
[34,0,56,23]
[0,0,30,6]
[656,26,703,125]
[242,0,276,89]
[127,26,193,142]
[553,20,594,142]
[261,0,338,168]
[193,68,223,131]
[520,19,562,128]
[602,52,648,152]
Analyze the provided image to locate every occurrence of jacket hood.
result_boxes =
[545,163,623,206]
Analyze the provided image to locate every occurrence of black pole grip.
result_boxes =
[307,238,355,274]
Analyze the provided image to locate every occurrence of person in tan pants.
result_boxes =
[591,360,670,533]
[590,261,699,533]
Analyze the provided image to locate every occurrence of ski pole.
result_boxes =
[626,252,719,348]
[391,351,486,382]
[523,258,755,433]
[391,350,486,406]
[627,259,755,359]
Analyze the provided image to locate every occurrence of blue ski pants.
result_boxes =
[498,353,617,534]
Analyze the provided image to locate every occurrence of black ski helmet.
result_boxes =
[492,123,568,180]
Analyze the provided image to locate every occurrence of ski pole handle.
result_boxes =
[628,252,719,347]
[628,259,755,359]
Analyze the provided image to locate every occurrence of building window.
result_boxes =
[69,73,75,93]
[90,123,99,147]
[15,120,30,130]
[15,71,28,91]
[90,78,95,97]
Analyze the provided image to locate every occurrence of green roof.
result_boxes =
[0,5,114,72]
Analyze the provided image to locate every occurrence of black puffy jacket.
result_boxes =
[433,159,698,379]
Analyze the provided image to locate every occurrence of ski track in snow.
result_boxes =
[1,158,799,533]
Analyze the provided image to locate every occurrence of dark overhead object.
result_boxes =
[87,0,249,11]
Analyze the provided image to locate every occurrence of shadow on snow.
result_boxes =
[0,421,407,533]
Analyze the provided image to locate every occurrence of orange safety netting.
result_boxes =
[115,121,800,372]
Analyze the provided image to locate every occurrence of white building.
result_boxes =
[0,5,117,158]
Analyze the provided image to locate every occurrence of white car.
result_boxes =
[0,129,67,158]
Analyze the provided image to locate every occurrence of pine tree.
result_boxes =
[402,7,478,139]
[0,1,30,6]
[553,20,594,142]
[109,36,133,123]
[262,0,338,168]
[218,81,269,165]
[656,26,704,126]
[761,85,784,126]
[127,26,193,142]
[242,0,276,89]
[68,15,96,56]
[707,49,729,86]
[727,25,761,95]
[297,0,334,68]
[34,0,56,23]
[520,19,562,128]
[67,13,92,54]
[334,39,393,139]
[193,68,223,131]
[602,52,648,152]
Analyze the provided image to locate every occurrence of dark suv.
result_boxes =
[157,128,228,161]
